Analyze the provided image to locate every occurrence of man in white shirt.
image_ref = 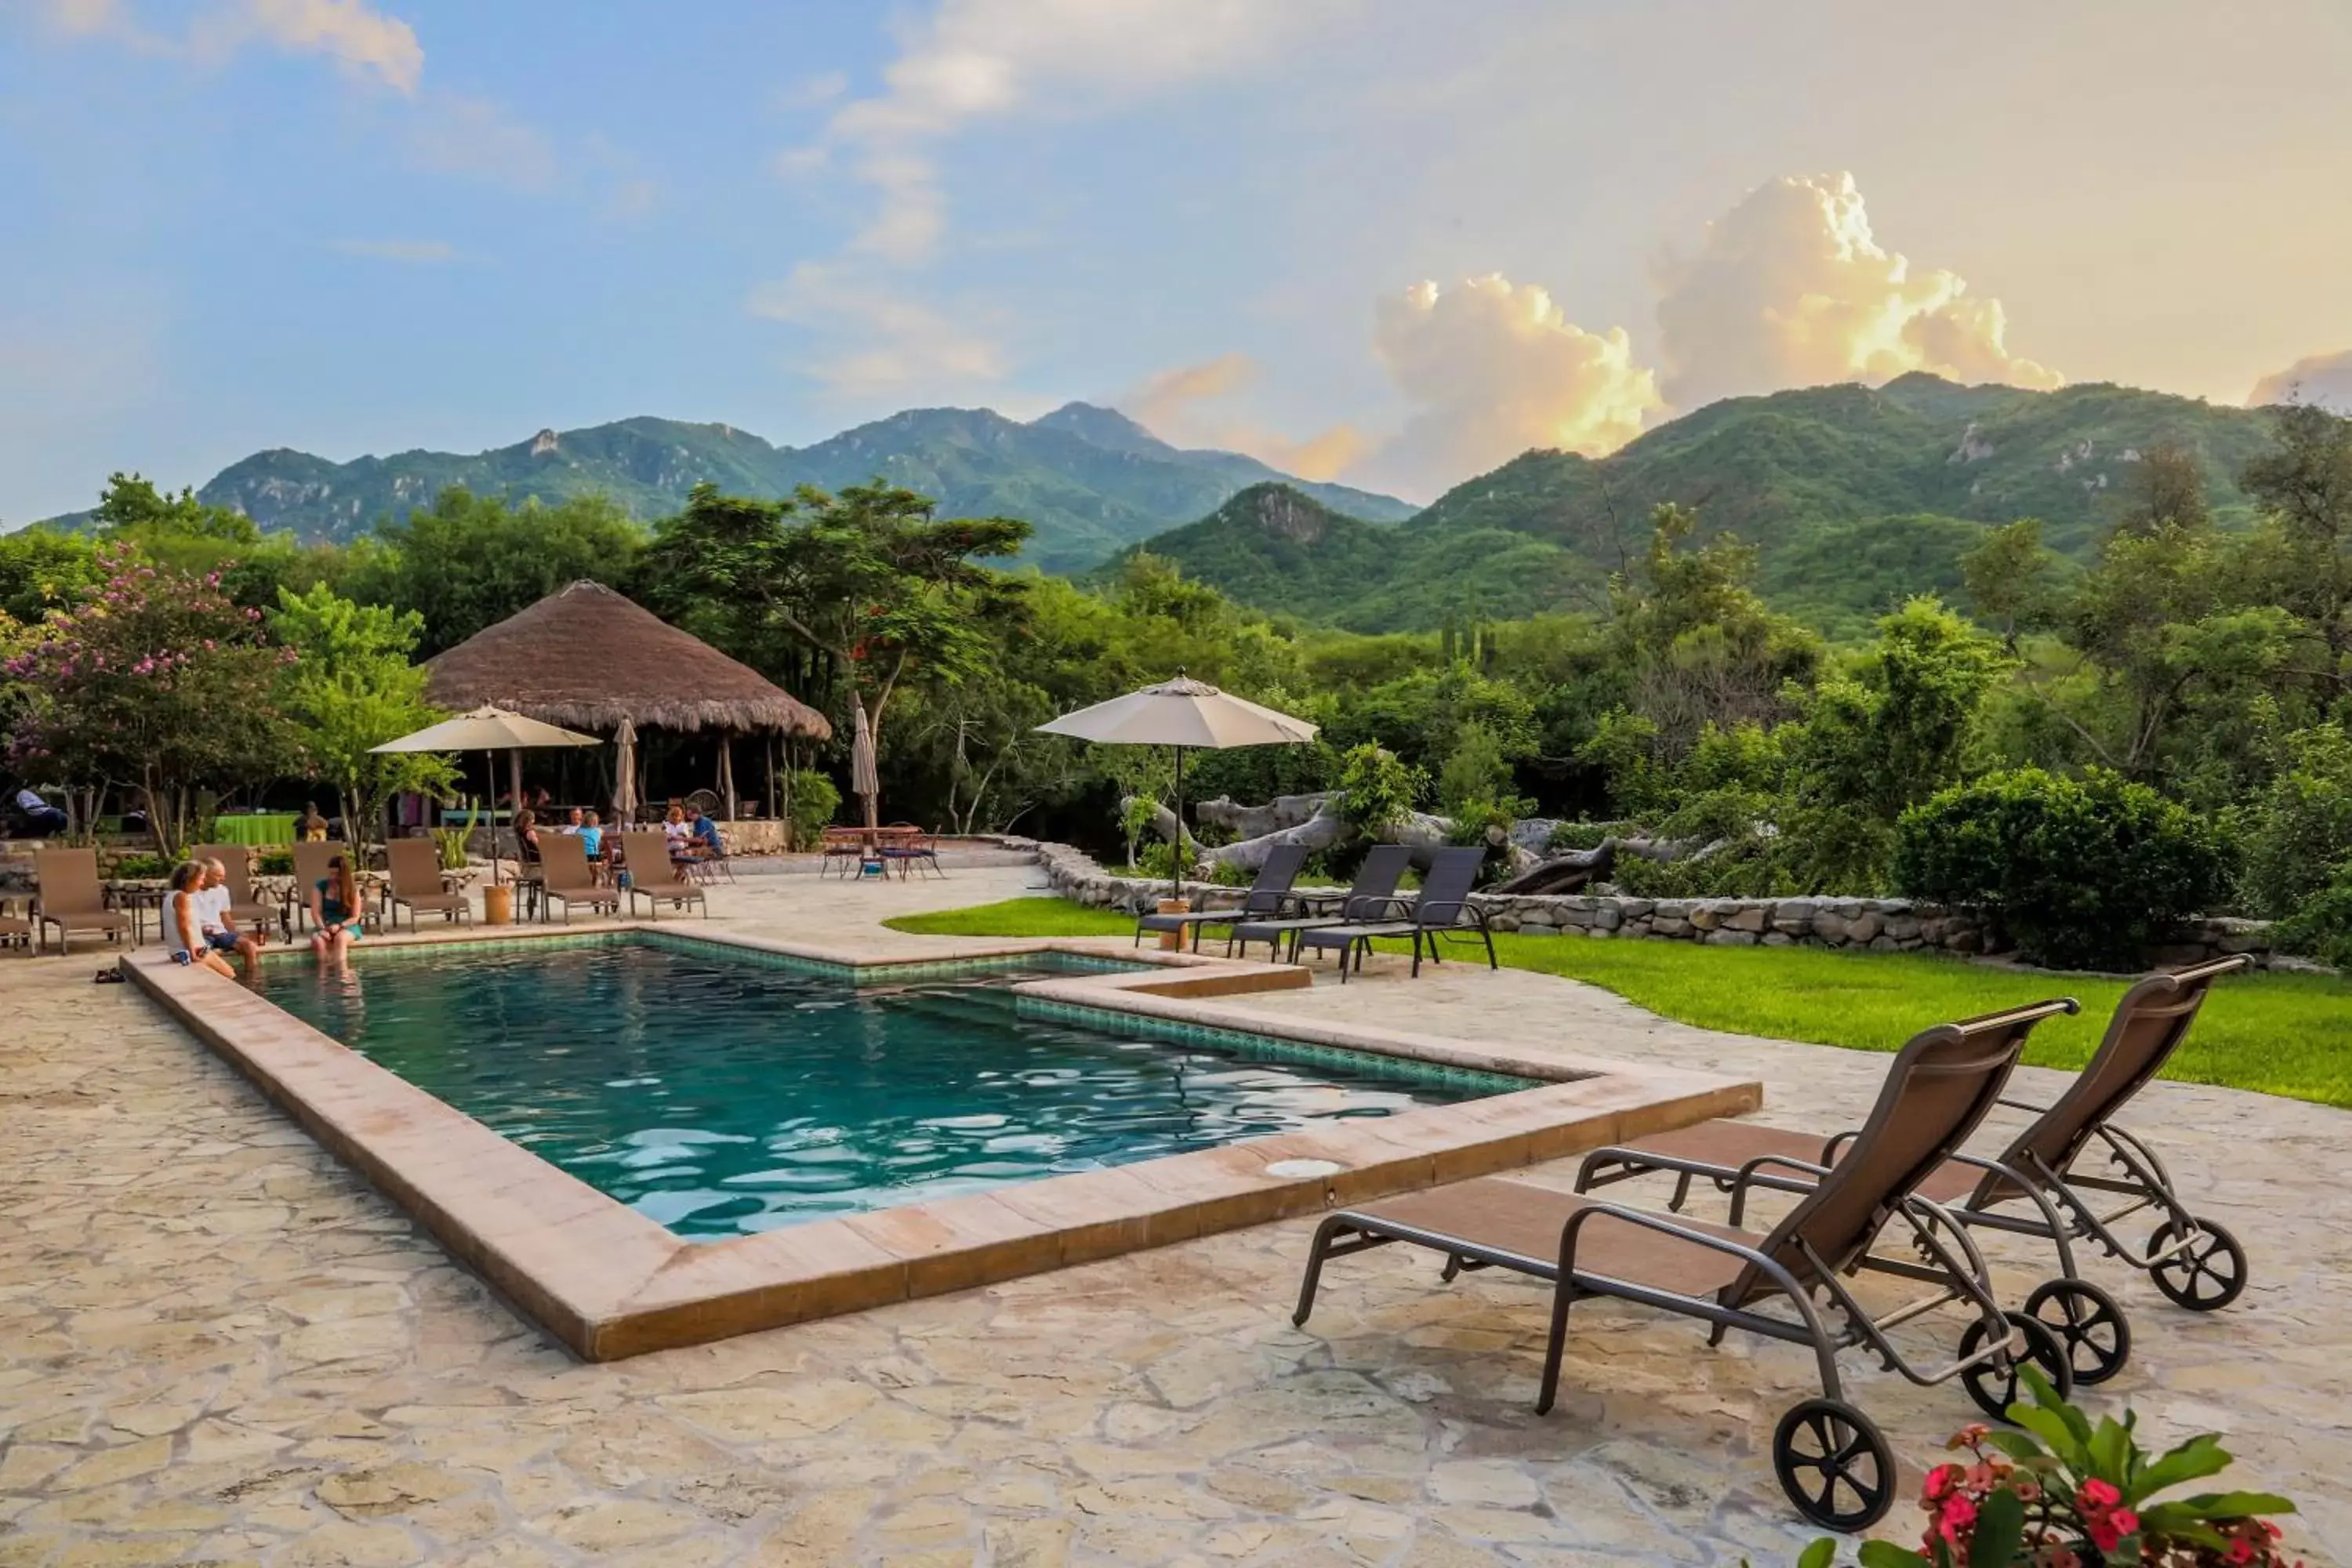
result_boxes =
[197,857,263,979]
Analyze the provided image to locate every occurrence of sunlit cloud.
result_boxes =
[1120,354,1368,481]
[2248,350,2352,413]
[36,0,423,91]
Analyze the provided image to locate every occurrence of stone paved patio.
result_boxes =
[4,866,2344,1565]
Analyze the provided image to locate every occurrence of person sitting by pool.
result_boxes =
[12,785,69,837]
[685,804,725,860]
[561,806,586,834]
[197,855,265,980]
[578,809,604,861]
[513,808,543,862]
[662,804,692,859]
[306,854,362,966]
[167,861,238,978]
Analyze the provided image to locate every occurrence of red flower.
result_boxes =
[2076,1478,2121,1511]
[1923,1464,1961,1502]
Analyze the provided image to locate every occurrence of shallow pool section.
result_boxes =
[266,939,1505,1239]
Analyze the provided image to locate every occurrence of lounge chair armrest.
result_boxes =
[1726,1153,1835,1200]
[1821,1129,1863,1160]
[1557,1201,1808,1301]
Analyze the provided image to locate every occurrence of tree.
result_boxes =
[3,547,297,854]
[2238,401,2352,673]
[361,489,646,654]
[0,528,106,625]
[269,583,455,856]
[2109,441,2211,539]
[1960,518,2061,652]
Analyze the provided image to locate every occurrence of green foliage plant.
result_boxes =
[786,769,841,851]
[1336,742,1425,835]
[1790,1369,2299,1567]
[2273,862,2352,970]
[1895,768,2224,971]
[2232,723,2352,918]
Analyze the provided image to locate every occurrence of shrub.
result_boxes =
[110,852,171,880]
[1895,768,2224,971]
[785,770,841,851]
[1336,742,1425,834]
[2274,862,2352,970]
[2234,723,2352,918]
[257,848,294,876]
[1546,820,1624,852]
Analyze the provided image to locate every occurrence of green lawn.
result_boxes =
[885,897,2352,1109]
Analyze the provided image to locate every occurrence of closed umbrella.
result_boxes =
[1036,673,1317,901]
[850,697,880,838]
[372,705,603,887]
[612,717,640,824]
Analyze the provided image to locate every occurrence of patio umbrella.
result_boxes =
[372,705,603,885]
[1036,673,1317,901]
[612,717,640,824]
[850,697,880,837]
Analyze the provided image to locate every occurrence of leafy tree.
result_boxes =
[1960,517,2062,652]
[362,489,645,653]
[0,528,106,625]
[2238,401,2352,673]
[3,547,298,853]
[2109,441,2212,539]
[269,583,455,857]
[2231,721,2352,918]
[1335,742,1425,833]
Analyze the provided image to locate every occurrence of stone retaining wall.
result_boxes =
[1018,838,2279,970]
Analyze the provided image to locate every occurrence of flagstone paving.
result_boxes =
[3,867,2344,1565]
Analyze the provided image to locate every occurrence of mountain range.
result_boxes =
[1124,375,2285,637]
[60,403,1414,574]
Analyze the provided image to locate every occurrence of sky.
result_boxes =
[3,0,2351,522]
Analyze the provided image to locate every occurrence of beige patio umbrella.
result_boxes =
[372,705,603,885]
[612,717,640,824]
[1036,673,1317,900]
[849,697,880,838]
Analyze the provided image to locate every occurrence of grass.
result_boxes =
[884,897,2352,1109]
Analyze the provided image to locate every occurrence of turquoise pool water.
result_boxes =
[265,938,1502,1239]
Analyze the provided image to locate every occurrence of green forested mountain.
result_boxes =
[54,403,1412,574]
[1131,375,2281,634]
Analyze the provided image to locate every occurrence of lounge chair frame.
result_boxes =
[32,848,131,955]
[537,834,621,924]
[1292,844,1496,982]
[1134,843,1308,952]
[1225,844,1414,963]
[383,839,474,932]
[1291,997,2084,1530]
[619,831,708,920]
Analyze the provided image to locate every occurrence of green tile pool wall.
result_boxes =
[1016,995,1537,1097]
[638,929,1147,985]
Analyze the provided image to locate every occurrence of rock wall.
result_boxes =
[1021,839,2280,970]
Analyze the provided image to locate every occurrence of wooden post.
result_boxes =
[719,735,738,822]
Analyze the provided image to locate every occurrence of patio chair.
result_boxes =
[880,822,946,880]
[1136,843,1308,952]
[289,840,352,932]
[384,839,473,931]
[191,844,283,938]
[0,911,31,953]
[1293,844,1495,982]
[619,830,707,920]
[538,833,622,924]
[818,826,864,879]
[1225,844,1414,963]
[1292,996,2085,1532]
[1573,956,2254,1387]
[32,848,131,954]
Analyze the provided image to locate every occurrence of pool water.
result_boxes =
[266,941,1494,1239]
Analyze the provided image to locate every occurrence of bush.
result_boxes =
[111,852,171,880]
[1336,742,1425,834]
[2234,722,2352,918]
[1895,768,2224,971]
[785,770,841,851]
[2274,862,2352,970]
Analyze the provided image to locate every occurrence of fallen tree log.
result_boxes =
[1194,793,1334,837]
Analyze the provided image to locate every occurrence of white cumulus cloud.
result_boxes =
[2247,350,2352,413]
[747,263,1007,398]
[1654,172,2059,411]
[39,0,421,91]
[1359,274,1663,499]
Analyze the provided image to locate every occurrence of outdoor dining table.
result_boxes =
[207,812,301,846]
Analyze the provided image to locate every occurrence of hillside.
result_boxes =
[1134,376,2284,633]
[71,403,1413,574]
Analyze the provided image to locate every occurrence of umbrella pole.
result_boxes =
[483,750,500,886]
[1171,744,1185,903]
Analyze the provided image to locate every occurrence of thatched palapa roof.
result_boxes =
[424,581,833,739]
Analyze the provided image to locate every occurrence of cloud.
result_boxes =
[2248,350,2352,413]
[1654,172,2060,410]
[1360,275,1663,497]
[402,90,559,189]
[1120,354,1368,481]
[815,0,1341,263]
[328,238,456,263]
[746,263,1006,398]
[36,0,421,90]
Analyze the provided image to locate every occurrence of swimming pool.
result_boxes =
[266,937,1511,1239]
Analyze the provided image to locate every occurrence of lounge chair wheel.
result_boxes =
[2024,1277,2132,1385]
[2146,1217,2247,1311]
[1956,1310,2073,1421]
[1771,1397,1893,1531]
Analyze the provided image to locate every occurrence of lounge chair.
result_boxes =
[619,830,706,920]
[1573,956,2254,1386]
[289,840,353,932]
[1,912,32,953]
[1225,844,1414,962]
[1136,843,1308,952]
[191,844,284,939]
[1293,844,1495,981]
[384,839,473,931]
[1292,997,2086,1531]
[32,848,131,954]
[538,833,622,923]
[880,822,945,880]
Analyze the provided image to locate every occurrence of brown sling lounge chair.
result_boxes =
[538,833,620,924]
[619,831,706,920]
[192,844,282,938]
[33,848,131,955]
[1573,956,2253,1388]
[1291,997,2084,1532]
[384,839,472,931]
[1136,842,1308,952]
[1225,844,1414,962]
[289,840,351,931]
[1293,844,1496,981]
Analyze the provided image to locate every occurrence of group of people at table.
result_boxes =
[165,800,724,978]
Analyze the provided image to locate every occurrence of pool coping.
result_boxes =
[122,922,1761,1360]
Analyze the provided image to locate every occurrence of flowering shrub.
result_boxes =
[1793,1370,2298,1566]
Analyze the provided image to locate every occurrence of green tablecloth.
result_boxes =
[206,813,300,846]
